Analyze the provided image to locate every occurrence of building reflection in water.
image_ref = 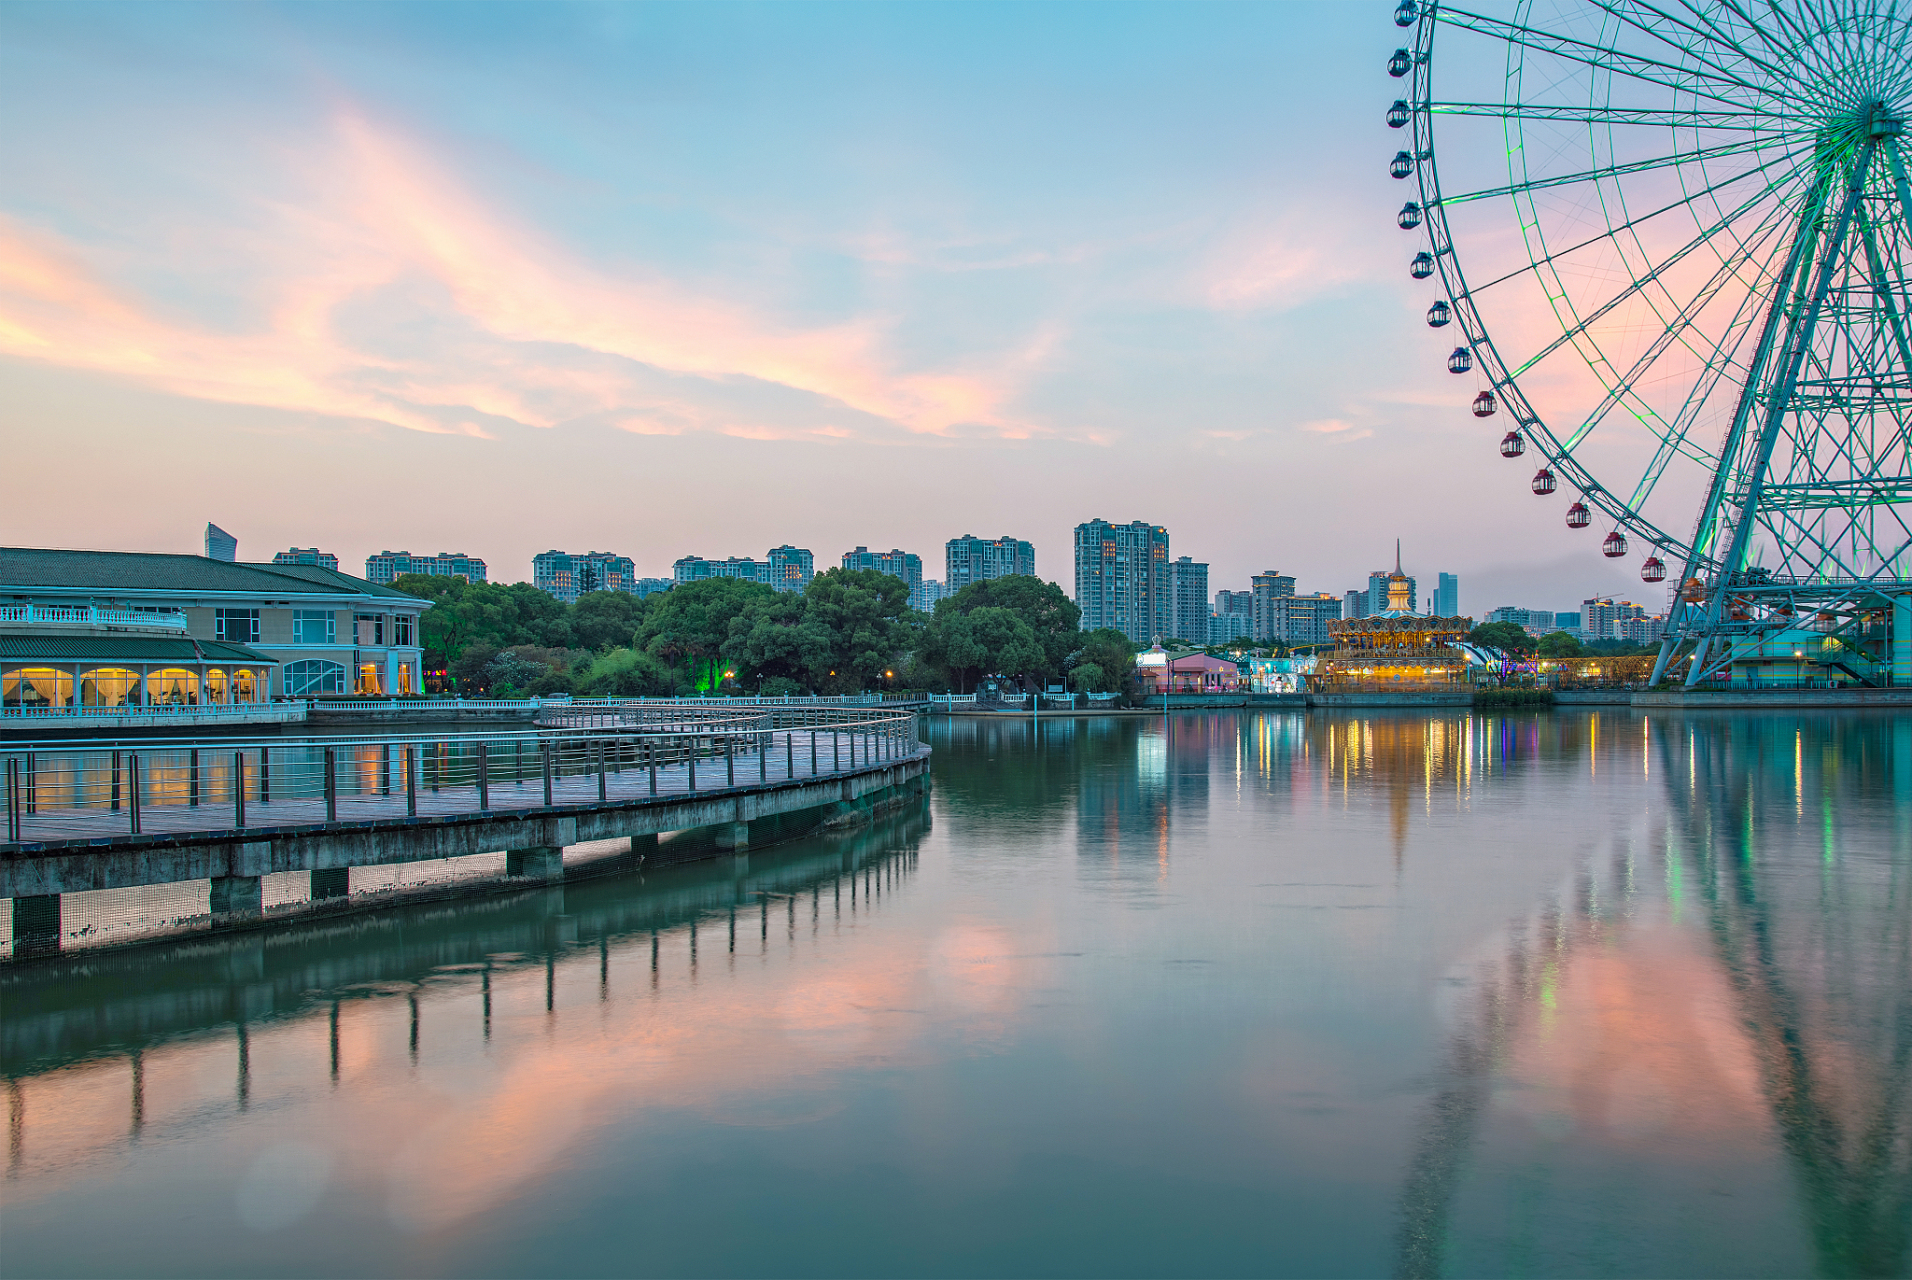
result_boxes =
[1393,712,1911,1280]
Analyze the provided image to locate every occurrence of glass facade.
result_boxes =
[80,668,142,707]
[284,660,346,696]
[2,668,75,708]
[146,668,201,706]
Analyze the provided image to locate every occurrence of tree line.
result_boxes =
[394,571,1140,699]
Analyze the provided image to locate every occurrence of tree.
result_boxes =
[571,590,650,650]
[638,578,778,692]
[1468,621,1537,656]
[1066,628,1137,694]
[394,575,574,670]
[799,568,917,691]
[722,591,830,689]
[934,575,1081,682]
[1537,630,1585,659]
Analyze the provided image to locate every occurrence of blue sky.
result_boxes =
[0,1,1650,612]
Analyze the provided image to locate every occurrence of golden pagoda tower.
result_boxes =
[1317,542,1475,688]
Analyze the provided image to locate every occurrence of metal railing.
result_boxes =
[307,693,930,712]
[3,706,925,847]
[1,701,301,722]
[0,604,189,630]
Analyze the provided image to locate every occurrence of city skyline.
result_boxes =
[3,3,1652,612]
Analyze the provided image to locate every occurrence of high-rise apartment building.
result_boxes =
[1073,519,1171,644]
[767,545,814,592]
[673,546,814,592]
[1343,588,1369,620]
[533,550,638,602]
[914,579,947,613]
[1486,606,1559,631]
[841,547,923,604]
[1267,593,1342,647]
[205,523,238,562]
[1250,570,1296,642]
[272,548,340,572]
[1210,590,1253,646]
[633,578,672,598]
[946,535,1035,593]
[1581,597,1648,640]
[1169,557,1209,643]
[364,551,488,585]
[1435,572,1460,617]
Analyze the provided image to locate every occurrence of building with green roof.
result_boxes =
[1,548,431,716]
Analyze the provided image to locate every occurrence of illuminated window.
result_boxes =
[292,610,336,644]
[357,663,384,695]
[146,668,201,706]
[2,668,74,709]
[206,669,229,704]
[283,660,346,696]
[396,662,414,695]
[232,669,259,702]
[80,668,143,707]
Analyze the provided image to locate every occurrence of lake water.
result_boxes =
[3,710,1907,1278]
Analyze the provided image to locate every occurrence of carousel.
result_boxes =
[1316,546,1477,688]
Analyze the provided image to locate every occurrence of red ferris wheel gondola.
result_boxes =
[1472,390,1497,417]
[1499,430,1524,458]
[1566,501,1591,528]
[1531,468,1557,495]
[1603,531,1627,557]
[1641,556,1666,582]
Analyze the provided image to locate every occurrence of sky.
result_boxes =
[0,1,1655,614]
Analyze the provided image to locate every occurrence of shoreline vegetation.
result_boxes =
[394,570,1143,702]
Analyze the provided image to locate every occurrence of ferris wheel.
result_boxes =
[1389,0,1912,686]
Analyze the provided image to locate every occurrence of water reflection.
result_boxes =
[2,712,1905,1279]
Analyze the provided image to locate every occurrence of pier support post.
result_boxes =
[714,820,751,851]
[310,868,350,900]
[506,847,565,880]
[210,875,263,924]
[11,894,60,957]
[631,832,659,858]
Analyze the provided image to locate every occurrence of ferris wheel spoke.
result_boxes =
[1444,135,1785,206]
[1471,141,1811,297]
[1429,100,1773,128]
[1435,6,1807,108]
[1437,4,1820,109]
[1586,0,1798,99]
[1505,174,1800,379]
[1628,0,1804,86]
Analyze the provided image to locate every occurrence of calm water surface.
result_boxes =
[3,711,1907,1278]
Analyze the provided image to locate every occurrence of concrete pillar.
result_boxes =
[209,875,263,922]
[713,821,751,851]
[506,847,564,880]
[631,832,659,857]
[310,868,350,900]
[11,894,60,957]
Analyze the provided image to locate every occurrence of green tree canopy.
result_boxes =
[638,577,779,692]
[1468,621,1537,656]
[1067,628,1138,694]
[1537,630,1585,659]
[933,575,1080,681]
[920,607,1043,692]
[571,590,651,650]
[799,568,917,691]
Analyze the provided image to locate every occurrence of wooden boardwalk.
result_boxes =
[5,730,917,850]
